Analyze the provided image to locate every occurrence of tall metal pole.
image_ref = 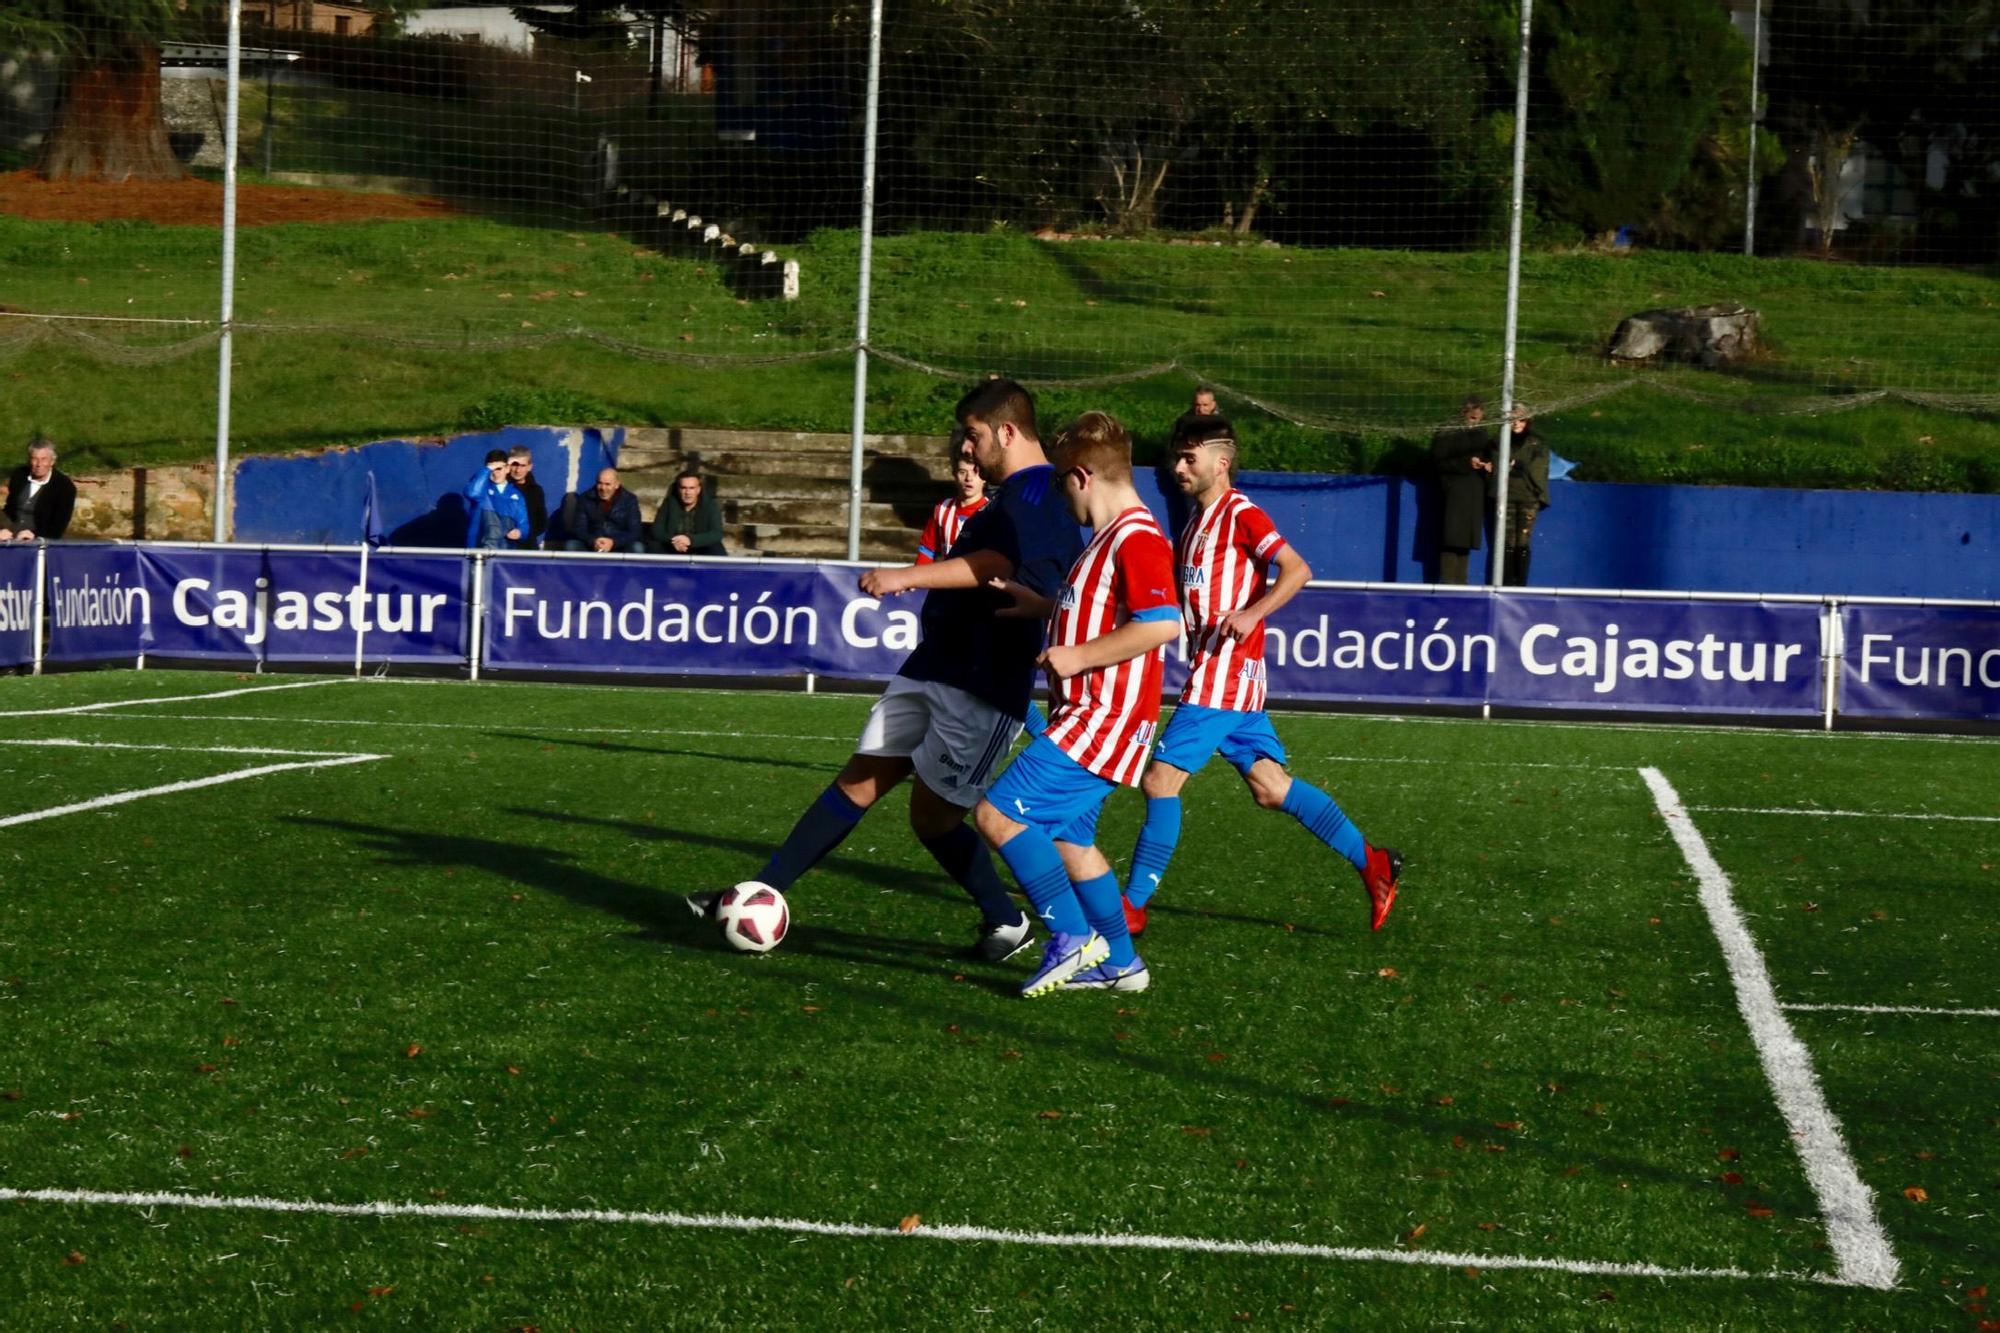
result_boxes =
[1744,0,1763,256]
[846,0,885,562]
[1489,0,1533,588]
[213,0,243,544]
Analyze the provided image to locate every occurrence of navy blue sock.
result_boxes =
[759,784,867,890]
[994,829,1089,937]
[1124,795,1182,907]
[920,823,1023,927]
[1073,869,1135,967]
[1281,779,1367,872]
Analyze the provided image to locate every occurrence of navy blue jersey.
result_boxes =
[900,463,1084,720]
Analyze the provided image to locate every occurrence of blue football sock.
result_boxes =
[1124,794,1182,908]
[1073,869,1135,967]
[759,784,867,890]
[1281,779,1367,872]
[920,823,1024,927]
[1022,699,1048,738]
[994,829,1089,937]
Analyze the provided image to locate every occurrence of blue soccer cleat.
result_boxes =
[1019,931,1107,998]
[1063,956,1150,992]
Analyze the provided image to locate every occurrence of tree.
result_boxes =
[1762,0,2000,256]
[1,0,215,181]
[1514,0,1748,239]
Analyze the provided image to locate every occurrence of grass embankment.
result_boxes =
[2,212,1994,489]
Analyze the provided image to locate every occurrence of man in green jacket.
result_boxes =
[652,471,727,556]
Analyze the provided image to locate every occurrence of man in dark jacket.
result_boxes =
[651,470,727,556]
[1495,414,1551,586]
[506,447,549,549]
[1428,396,1493,584]
[0,438,78,542]
[561,468,645,553]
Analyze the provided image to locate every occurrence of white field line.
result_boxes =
[1784,1003,2000,1019]
[0,754,385,829]
[0,1186,1866,1288]
[1640,767,1899,1292]
[1692,805,2000,824]
[0,678,345,719]
[0,738,377,759]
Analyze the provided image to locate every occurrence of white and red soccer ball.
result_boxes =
[716,881,789,953]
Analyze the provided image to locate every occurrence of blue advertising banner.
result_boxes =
[0,544,38,669]
[1839,602,2000,721]
[44,544,146,662]
[1253,588,1498,705]
[43,544,466,665]
[1487,594,1825,714]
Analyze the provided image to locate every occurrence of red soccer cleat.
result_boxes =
[1361,845,1403,932]
[1122,894,1148,938]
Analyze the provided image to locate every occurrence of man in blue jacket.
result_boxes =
[464,449,529,550]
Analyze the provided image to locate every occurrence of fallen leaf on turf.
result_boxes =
[222,1035,239,1047]
[1377,967,1398,978]
[1234,1159,1248,1170]
[341,1146,369,1160]
[63,1251,84,1265]
[506,1065,521,1076]
[1,1090,19,1101]
[59,1111,82,1122]
[898,1214,920,1233]
[220,997,237,1006]
[1379,1083,1400,1094]
[196,1063,217,1074]
[405,1044,423,1058]
[1478,1222,1500,1231]
[1718,1148,1740,1161]
[1037,1110,1062,1120]
[1451,1135,1468,1150]
[1435,1095,1454,1106]
[1904,1186,1928,1202]
[368,1285,395,1297]
[1720,1172,1744,1185]
[1181,1126,1211,1138]
[1969,1286,1988,1300]
[1404,1223,1427,1243]
[1746,1202,1774,1218]
[1206,1052,1228,1063]
[802,1005,821,1014]
[177,1144,193,1158]
[408,1107,431,1119]
[1001,1050,1021,1060]
[1493,1121,1522,1131]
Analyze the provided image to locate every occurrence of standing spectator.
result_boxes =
[462,449,528,551]
[0,437,77,542]
[1428,396,1493,584]
[1495,414,1551,586]
[652,470,728,556]
[1191,385,1219,416]
[561,468,645,553]
[507,446,548,549]
[916,437,988,564]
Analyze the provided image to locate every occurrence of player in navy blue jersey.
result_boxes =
[689,379,1084,962]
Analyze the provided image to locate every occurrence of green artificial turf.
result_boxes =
[3,212,1995,491]
[0,670,1992,1327]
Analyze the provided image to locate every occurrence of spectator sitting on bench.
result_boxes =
[561,468,645,553]
[651,470,727,556]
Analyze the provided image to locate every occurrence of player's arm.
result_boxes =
[987,576,1054,620]
[860,548,1013,597]
[1218,543,1311,641]
[1042,609,1178,679]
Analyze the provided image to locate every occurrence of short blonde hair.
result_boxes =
[1054,411,1133,483]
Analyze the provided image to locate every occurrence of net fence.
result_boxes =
[1,0,1996,468]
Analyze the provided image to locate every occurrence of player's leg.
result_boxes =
[1057,828,1146,991]
[975,740,1112,995]
[903,682,1032,958]
[689,682,921,917]
[1122,704,1231,932]
[1231,714,1401,930]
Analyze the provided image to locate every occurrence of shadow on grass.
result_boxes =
[485,731,829,774]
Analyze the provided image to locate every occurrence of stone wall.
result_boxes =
[64,464,217,542]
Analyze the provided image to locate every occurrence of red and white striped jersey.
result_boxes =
[1044,506,1178,786]
[914,494,989,564]
[1175,488,1290,712]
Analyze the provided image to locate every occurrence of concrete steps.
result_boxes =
[616,426,960,561]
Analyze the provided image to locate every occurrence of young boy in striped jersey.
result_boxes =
[915,430,989,565]
[1122,415,1402,935]
[976,411,1181,996]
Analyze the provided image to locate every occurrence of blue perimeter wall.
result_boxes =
[230,427,1998,600]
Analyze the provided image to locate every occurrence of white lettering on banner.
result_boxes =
[500,584,819,647]
[839,597,918,652]
[1858,633,2000,689]
[51,574,150,630]
[171,577,444,644]
[1520,622,1804,695]
[1266,616,1496,675]
[0,585,34,633]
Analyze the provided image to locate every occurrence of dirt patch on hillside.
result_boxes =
[0,170,460,226]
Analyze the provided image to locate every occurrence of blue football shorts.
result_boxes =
[984,735,1117,846]
[1150,703,1288,777]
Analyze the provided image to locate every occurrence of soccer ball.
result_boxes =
[716,881,790,954]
